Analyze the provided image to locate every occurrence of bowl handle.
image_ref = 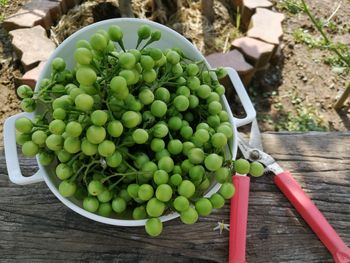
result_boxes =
[4,112,45,185]
[223,67,256,127]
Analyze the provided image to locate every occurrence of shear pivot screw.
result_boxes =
[250,150,260,161]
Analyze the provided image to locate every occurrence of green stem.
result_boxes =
[118,40,126,52]
[165,75,180,82]
[67,152,83,166]
[40,110,49,120]
[301,0,329,43]
[91,59,103,75]
[122,151,137,160]
[123,160,137,172]
[69,165,86,183]
[228,141,233,161]
[168,132,173,140]
[140,39,153,50]
[108,52,119,59]
[301,0,350,67]
[37,98,53,104]
[161,82,177,86]
[117,143,127,148]
[81,162,99,182]
[198,62,207,76]
[108,176,126,190]
[105,98,116,120]
[67,110,79,116]
[136,38,143,49]
[33,123,48,128]
[222,148,227,162]
[334,82,350,109]
[36,81,57,97]
[101,172,142,183]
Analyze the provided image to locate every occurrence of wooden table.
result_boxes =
[0,132,349,262]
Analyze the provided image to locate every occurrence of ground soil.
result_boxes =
[254,0,350,131]
[52,0,241,55]
[0,0,30,146]
[0,0,349,144]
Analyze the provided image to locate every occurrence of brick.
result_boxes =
[241,0,273,31]
[247,8,284,45]
[3,0,62,31]
[232,37,275,69]
[206,50,255,86]
[10,26,56,71]
[20,61,47,88]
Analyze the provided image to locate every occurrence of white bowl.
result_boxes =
[4,18,256,226]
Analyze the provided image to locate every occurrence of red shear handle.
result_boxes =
[275,171,350,263]
[229,176,250,263]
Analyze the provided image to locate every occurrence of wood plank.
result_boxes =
[0,132,349,262]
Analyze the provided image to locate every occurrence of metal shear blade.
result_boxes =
[237,133,275,166]
[237,120,283,174]
[249,119,263,151]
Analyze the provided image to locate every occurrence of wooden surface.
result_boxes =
[0,132,349,263]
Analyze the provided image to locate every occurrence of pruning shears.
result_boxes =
[229,119,350,263]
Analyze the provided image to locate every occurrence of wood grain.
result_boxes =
[0,132,349,263]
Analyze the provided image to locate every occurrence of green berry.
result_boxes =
[234,159,250,174]
[249,161,265,177]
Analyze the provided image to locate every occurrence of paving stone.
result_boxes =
[10,26,56,71]
[19,61,47,88]
[25,0,62,22]
[241,0,273,31]
[244,0,273,10]
[247,8,284,45]
[270,44,283,65]
[232,37,275,69]
[206,50,255,86]
[3,0,62,31]
[3,9,50,31]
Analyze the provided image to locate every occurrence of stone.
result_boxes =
[244,0,273,9]
[206,50,255,86]
[270,44,283,65]
[25,0,62,22]
[3,9,50,31]
[241,0,273,31]
[247,8,284,45]
[10,26,56,71]
[3,0,62,31]
[19,61,47,88]
[232,37,275,69]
